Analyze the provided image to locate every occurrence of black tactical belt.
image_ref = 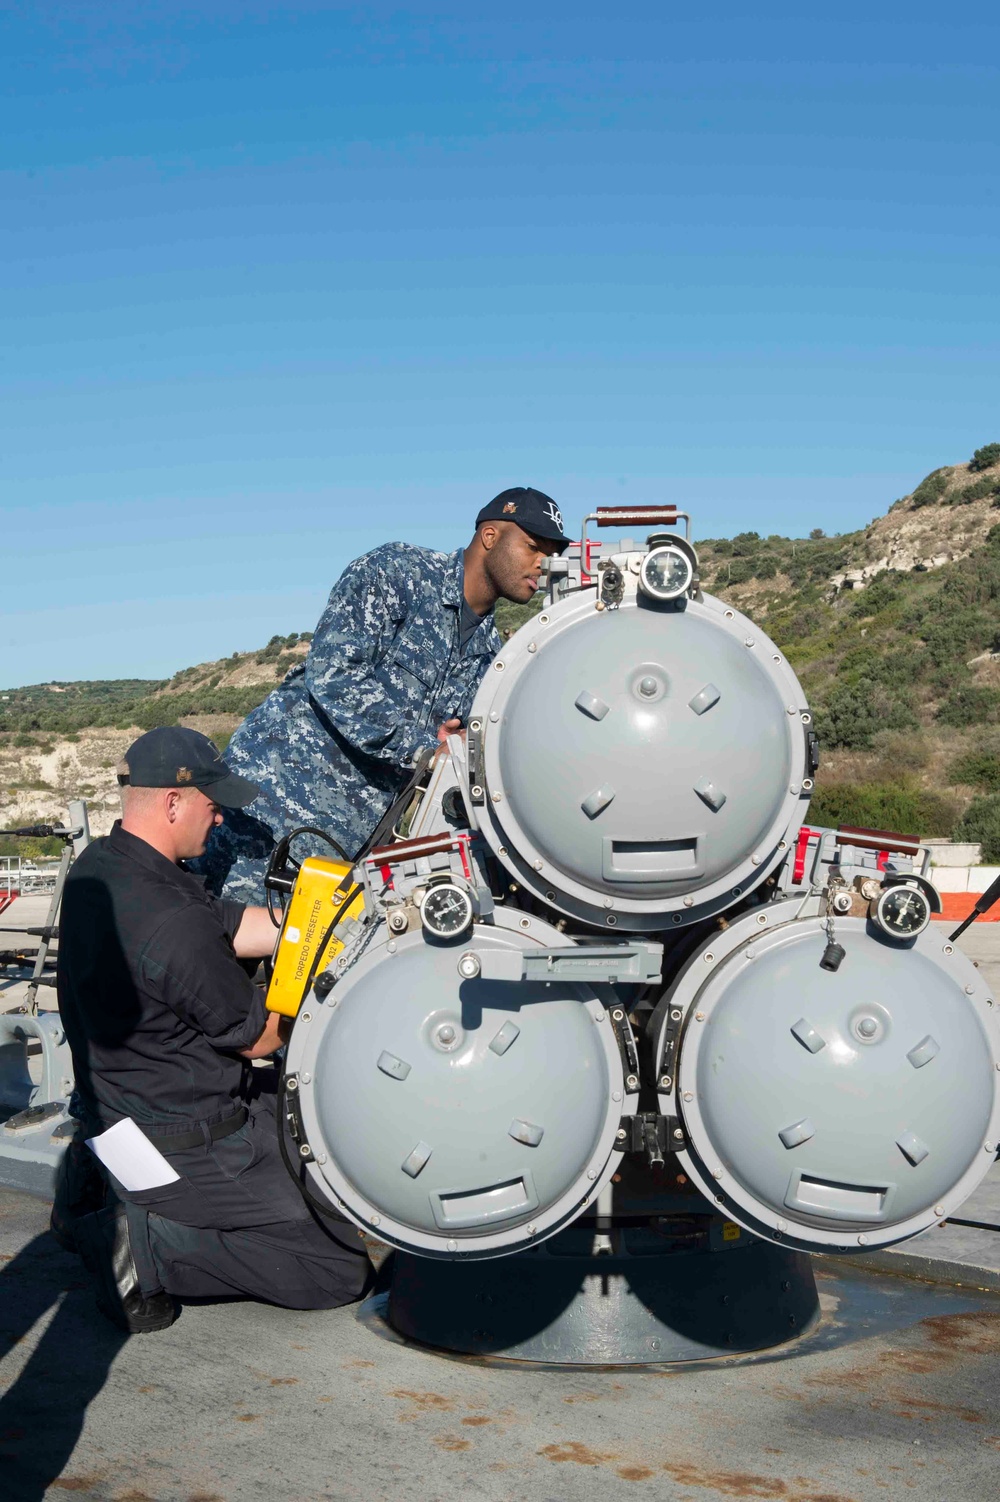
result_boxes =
[143,1106,248,1154]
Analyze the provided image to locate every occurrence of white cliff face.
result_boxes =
[0,643,311,840]
[829,461,1000,595]
[831,549,952,593]
[0,728,126,838]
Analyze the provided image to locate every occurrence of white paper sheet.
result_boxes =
[86,1117,181,1193]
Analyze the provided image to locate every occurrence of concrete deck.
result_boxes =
[1,902,999,1499]
[1,892,57,1014]
[2,1187,1000,1502]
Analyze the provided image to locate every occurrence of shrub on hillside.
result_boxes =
[0,834,63,860]
[952,476,1000,505]
[731,531,761,557]
[255,634,291,664]
[752,554,779,579]
[494,594,542,638]
[807,547,848,581]
[720,559,754,584]
[947,748,1000,792]
[122,685,274,732]
[871,728,931,774]
[767,608,818,649]
[849,575,900,616]
[814,679,918,749]
[808,779,958,839]
[910,469,950,508]
[836,649,912,692]
[920,607,994,667]
[969,443,1000,473]
[936,685,1000,728]
[955,794,1000,861]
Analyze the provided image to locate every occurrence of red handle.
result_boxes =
[594,506,678,528]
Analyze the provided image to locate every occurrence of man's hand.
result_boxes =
[436,717,464,743]
[233,905,281,959]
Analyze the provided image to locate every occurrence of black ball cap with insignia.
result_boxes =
[475,487,570,552]
[118,726,260,809]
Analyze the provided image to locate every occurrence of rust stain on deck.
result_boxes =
[389,1389,454,1411]
[660,1466,789,1498]
[921,1311,1000,1357]
[539,1441,621,1466]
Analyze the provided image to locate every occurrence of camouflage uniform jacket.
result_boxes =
[194,543,501,902]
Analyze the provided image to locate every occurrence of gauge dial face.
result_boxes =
[875,885,931,938]
[640,546,692,601]
[420,882,474,938]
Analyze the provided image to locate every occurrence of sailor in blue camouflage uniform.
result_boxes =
[194,488,569,902]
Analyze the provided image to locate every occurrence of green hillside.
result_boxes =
[4,441,1000,853]
[0,635,314,738]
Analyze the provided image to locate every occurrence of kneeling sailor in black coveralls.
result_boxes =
[58,727,369,1333]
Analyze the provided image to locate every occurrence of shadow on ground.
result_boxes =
[0,1227,127,1501]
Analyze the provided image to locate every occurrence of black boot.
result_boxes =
[75,1203,177,1334]
[50,1129,107,1253]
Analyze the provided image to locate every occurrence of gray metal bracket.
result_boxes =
[615,1112,685,1162]
[0,1011,75,1116]
[461,942,664,986]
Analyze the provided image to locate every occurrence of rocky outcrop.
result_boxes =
[829,460,999,595]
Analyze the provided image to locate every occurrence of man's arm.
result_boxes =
[232,905,282,959]
[304,548,441,771]
[239,1009,290,1059]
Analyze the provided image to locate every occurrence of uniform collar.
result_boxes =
[108,821,211,900]
[448,549,501,654]
[443,549,465,608]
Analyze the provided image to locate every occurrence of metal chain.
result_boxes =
[331,915,380,985]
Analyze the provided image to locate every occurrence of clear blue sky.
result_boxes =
[3,3,998,685]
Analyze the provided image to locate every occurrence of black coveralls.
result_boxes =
[56,822,368,1308]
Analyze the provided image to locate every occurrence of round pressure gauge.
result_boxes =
[420,881,474,940]
[872,883,932,940]
[639,544,693,602]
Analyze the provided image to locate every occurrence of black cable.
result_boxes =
[264,824,352,926]
[275,1071,354,1224]
[945,1216,1000,1233]
[265,885,285,929]
[357,746,435,859]
[284,825,351,864]
[271,877,365,1218]
[949,871,1000,941]
[296,882,363,1013]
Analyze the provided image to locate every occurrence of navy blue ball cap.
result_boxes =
[119,726,260,809]
[476,487,570,552]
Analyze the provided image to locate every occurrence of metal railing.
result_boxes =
[0,803,91,1011]
[0,856,62,896]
